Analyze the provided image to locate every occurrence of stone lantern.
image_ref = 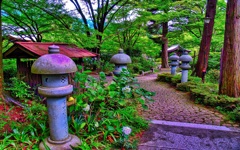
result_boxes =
[110,49,131,75]
[179,51,192,83]
[31,45,81,150]
[169,53,179,75]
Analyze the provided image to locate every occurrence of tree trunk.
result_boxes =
[194,0,217,77]
[95,34,102,54]
[0,0,3,100]
[161,21,169,68]
[219,0,240,97]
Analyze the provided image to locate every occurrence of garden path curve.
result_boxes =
[136,72,238,127]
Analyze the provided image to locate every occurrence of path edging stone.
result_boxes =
[151,119,240,132]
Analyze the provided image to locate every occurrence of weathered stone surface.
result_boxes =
[138,123,240,150]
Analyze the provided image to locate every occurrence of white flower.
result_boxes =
[122,126,132,135]
[83,104,90,112]
[95,122,99,127]
[122,86,131,93]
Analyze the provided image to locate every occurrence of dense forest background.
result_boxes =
[0,0,231,98]
[1,0,226,56]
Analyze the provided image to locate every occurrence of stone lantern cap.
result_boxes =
[31,45,77,74]
[179,51,192,62]
[110,49,132,64]
[169,53,179,61]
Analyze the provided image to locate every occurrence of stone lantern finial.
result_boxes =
[48,45,60,54]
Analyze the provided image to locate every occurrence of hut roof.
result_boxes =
[3,42,98,59]
[167,44,191,53]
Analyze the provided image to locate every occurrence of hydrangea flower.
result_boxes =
[95,122,99,128]
[83,104,90,112]
[122,86,131,93]
[122,126,132,135]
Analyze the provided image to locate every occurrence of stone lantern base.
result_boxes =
[39,134,81,150]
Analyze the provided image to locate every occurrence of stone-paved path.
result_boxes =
[137,73,239,127]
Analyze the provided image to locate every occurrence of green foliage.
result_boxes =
[190,83,219,104]
[3,59,17,83]
[5,77,34,100]
[0,106,9,134]
[142,0,207,52]
[210,0,226,52]
[69,69,154,149]
[82,57,114,74]
[96,60,114,73]
[228,107,240,122]
[157,71,200,84]
[3,0,72,42]
[0,102,48,149]
[207,52,221,70]
[188,75,202,83]
[170,74,181,86]
[128,57,156,74]
[177,81,198,92]
[205,69,220,84]
[157,73,174,82]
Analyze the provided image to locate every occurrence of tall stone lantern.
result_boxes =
[110,49,132,75]
[31,45,81,150]
[169,53,179,75]
[179,51,192,83]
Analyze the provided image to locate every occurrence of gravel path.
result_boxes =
[137,73,239,127]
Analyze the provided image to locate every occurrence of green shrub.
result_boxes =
[188,76,202,83]
[0,102,48,149]
[175,75,202,92]
[69,68,155,149]
[157,73,173,83]
[3,59,17,83]
[128,57,156,74]
[189,83,218,103]
[204,95,240,108]
[205,69,220,84]
[171,75,181,86]
[177,81,198,92]
[5,77,34,100]
[228,107,240,121]
[128,63,143,74]
[96,60,114,73]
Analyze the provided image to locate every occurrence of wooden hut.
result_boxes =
[3,42,98,89]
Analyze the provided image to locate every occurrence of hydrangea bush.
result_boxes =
[68,68,155,149]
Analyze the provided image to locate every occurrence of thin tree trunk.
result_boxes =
[161,21,169,68]
[194,0,217,77]
[95,34,102,54]
[219,0,240,97]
